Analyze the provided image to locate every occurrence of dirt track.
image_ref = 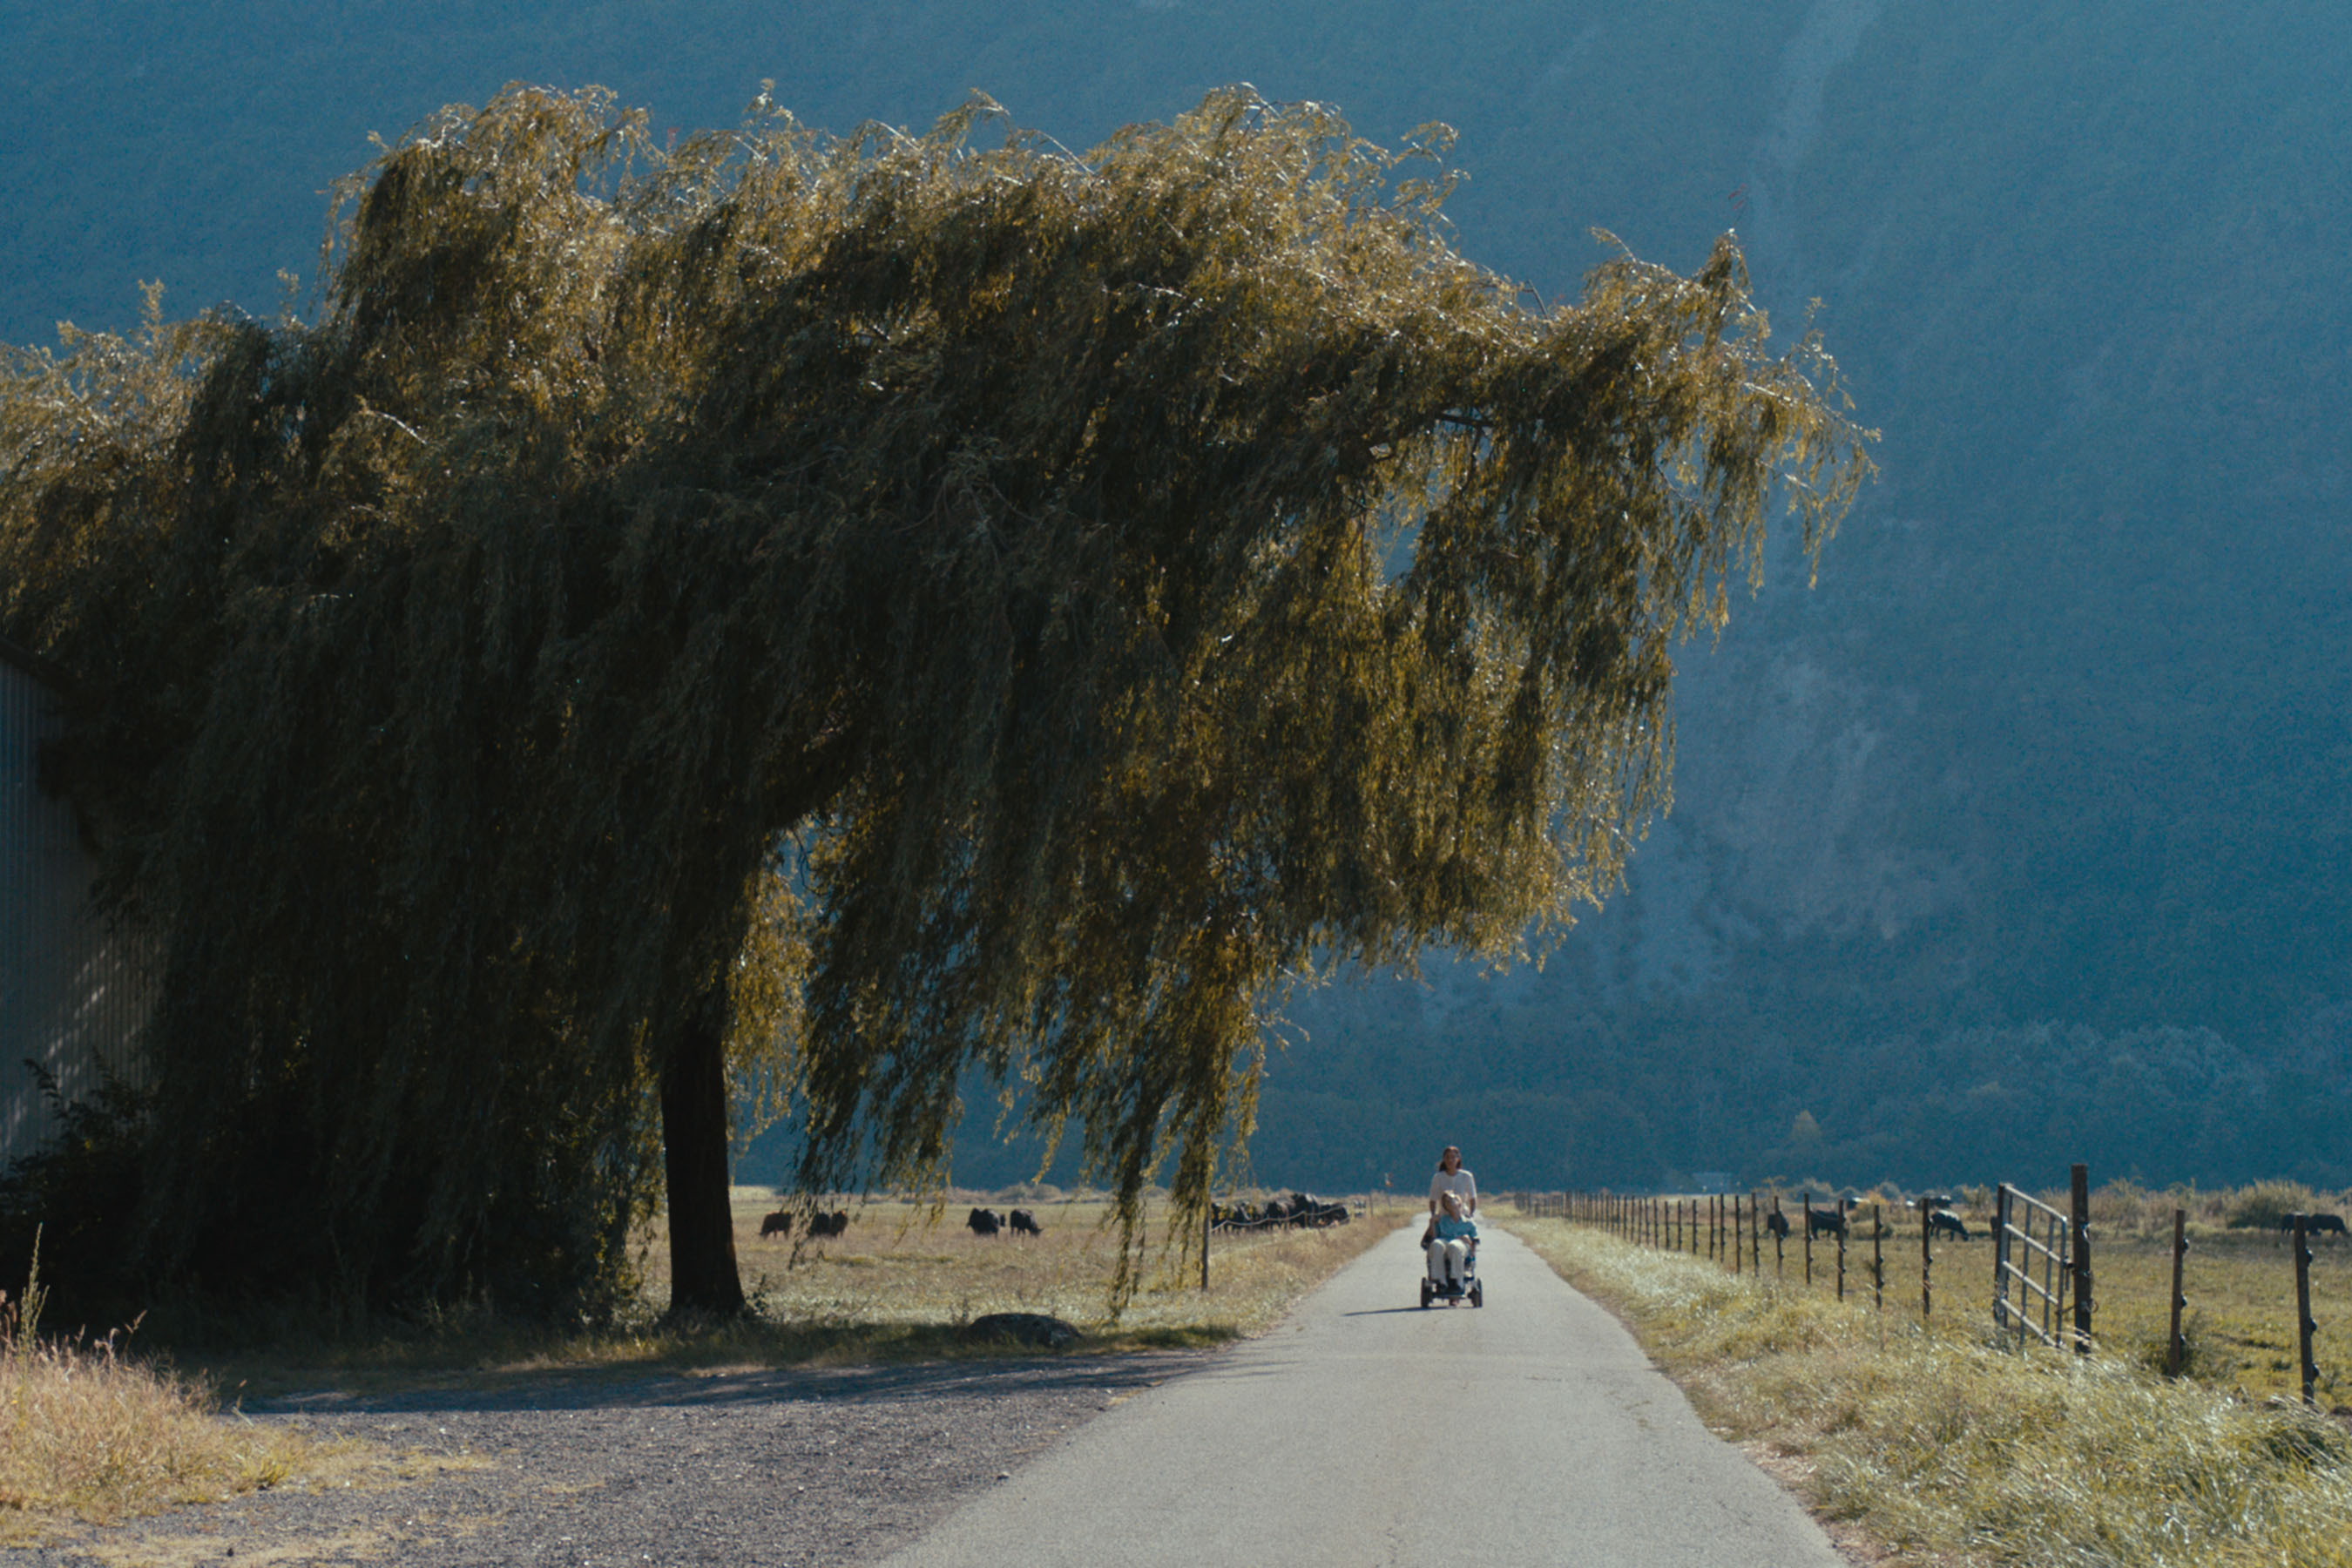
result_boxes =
[6,1352,1204,1567]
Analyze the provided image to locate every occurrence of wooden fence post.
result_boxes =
[1803,1190,1814,1288]
[2166,1206,2187,1379]
[1872,1202,1884,1312]
[1992,1184,2012,1342]
[1773,1193,1785,1279]
[1836,1209,1848,1301]
[2295,1213,2319,1408]
[1202,1199,1212,1292]
[2070,1163,2093,1355]
[1733,1194,1743,1276]
[1920,1194,1933,1321]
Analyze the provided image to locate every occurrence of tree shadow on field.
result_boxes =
[247,1347,1209,1416]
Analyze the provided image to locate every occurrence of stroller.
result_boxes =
[1419,1231,1484,1308]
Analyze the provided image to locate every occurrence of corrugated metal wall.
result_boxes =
[0,652,158,1165]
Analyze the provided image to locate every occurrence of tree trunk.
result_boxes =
[660,990,746,1319]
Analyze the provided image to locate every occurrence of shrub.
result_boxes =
[2225,1180,2323,1230]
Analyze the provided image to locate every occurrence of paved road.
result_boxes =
[882,1220,1845,1568]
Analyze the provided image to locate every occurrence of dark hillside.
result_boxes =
[10,1,2348,1195]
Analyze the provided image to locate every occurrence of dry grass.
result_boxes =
[0,1260,383,1544]
[725,1193,1400,1341]
[199,1192,1407,1396]
[1625,1180,2352,1404]
[1505,1215,2352,1568]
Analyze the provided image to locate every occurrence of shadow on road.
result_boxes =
[252,1348,1209,1416]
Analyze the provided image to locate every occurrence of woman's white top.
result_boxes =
[1429,1166,1477,1213]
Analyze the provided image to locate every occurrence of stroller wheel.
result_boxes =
[1470,1281,1484,1308]
[1420,1278,1434,1308]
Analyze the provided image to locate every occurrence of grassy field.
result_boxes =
[181,1189,1408,1398]
[1558,1181,2352,1407]
[1504,1215,2352,1568]
[697,1188,1406,1354]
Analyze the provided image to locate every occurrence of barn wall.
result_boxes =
[0,647,157,1165]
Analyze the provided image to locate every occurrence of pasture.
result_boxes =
[713,1190,1400,1348]
[184,1190,1406,1398]
[2068,1183,2352,1404]
[1569,1180,2352,1407]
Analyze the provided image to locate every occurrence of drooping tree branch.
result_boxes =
[0,84,1869,1312]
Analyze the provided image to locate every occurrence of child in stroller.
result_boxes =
[1421,1189,1483,1308]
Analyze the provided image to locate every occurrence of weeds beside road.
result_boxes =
[1506,1217,2352,1568]
[0,1260,384,1546]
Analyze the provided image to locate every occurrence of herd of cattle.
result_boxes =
[1757,1196,1970,1242]
[1212,1193,1351,1231]
[759,1208,849,1240]
[1753,1196,2350,1245]
[966,1206,1046,1237]
[759,1195,1365,1244]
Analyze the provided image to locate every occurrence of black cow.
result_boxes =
[1764,1209,1792,1240]
[968,1207,1004,1237]
[1009,1208,1044,1237]
[806,1209,850,1239]
[759,1211,793,1240]
[1927,1209,1971,1242]
[2282,1212,2349,1239]
[1805,1200,1851,1239]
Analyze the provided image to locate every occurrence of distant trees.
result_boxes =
[0,85,1865,1315]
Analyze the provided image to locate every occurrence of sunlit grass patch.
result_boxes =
[0,1265,383,1544]
[1506,1217,2352,1568]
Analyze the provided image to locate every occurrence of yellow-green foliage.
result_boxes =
[0,82,1866,1314]
[1509,1218,2352,1568]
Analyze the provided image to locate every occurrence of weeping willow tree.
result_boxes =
[0,84,1867,1316]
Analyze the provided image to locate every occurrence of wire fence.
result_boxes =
[1512,1163,2340,1408]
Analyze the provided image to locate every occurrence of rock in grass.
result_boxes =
[963,1313,1080,1349]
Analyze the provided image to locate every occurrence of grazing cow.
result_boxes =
[1009,1208,1044,1237]
[1928,1209,1971,1242]
[2282,1212,2350,1239]
[967,1207,1003,1238]
[1764,1209,1791,1241]
[1281,1192,1349,1227]
[1805,1200,1851,1239]
[759,1211,792,1240]
[806,1209,850,1239]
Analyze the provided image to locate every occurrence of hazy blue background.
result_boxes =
[10,0,2346,1195]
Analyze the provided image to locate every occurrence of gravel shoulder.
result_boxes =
[4,1350,1209,1567]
